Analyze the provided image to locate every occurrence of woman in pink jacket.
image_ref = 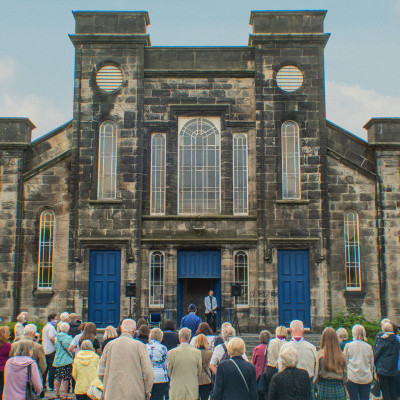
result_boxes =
[252,330,271,381]
[3,340,43,400]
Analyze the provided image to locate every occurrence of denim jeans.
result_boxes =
[345,380,371,400]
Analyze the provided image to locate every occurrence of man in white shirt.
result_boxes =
[204,290,218,333]
[41,312,58,391]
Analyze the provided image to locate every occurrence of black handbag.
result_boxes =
[25,364,39,400]
[371,369,381,398]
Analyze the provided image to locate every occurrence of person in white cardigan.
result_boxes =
[344,324,374,400]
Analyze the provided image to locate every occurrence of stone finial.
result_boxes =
[364,118,400,146]
[0,118,35,144]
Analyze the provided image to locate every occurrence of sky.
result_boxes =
[0,0,399,141]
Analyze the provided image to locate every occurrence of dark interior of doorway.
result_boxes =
[181,278,215,321]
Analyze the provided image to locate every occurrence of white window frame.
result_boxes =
[177,117,221,214]
[344,210,361,290]
[149,251,165,307]
[150,133,166,215]
[233,134,249,215]
[98,121,118,200]
[234,250,249,307]
[37,210,55,289]
[281,121,301,200]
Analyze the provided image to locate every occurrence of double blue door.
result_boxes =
[88,250,121,328]
[278,250,310,328]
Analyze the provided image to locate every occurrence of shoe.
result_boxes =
[47,388,54,392]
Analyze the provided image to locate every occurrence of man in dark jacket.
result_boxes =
[374,322,400,400]
[180,304,202,338]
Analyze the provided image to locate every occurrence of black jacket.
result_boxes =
[212,356,257,400]
[161,331,180,351]
[268,367,311,400]
[68,321,81,338]
[374,332,400,376]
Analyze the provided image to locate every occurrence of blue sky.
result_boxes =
[1,0,399,140]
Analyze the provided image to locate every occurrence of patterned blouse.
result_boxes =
[146,339,168,383]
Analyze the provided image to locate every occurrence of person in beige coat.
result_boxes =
[167,327,202,400]
[98,319,154,400]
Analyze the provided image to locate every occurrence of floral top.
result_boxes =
[146,339,168,383]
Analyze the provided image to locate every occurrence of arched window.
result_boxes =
[98,121,117,199]
[234,251,249,306]
[178,117,220,214]
[233,134,248,214]
[344,210,361,290]
[38,210,55,289]
[281,121,300,199]
[150,251,164,306]
[150,134,166,215]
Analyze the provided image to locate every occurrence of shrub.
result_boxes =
[325,311,381,346]
[1,320,47,343]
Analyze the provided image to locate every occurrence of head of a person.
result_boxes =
[58,322,70,333]
[16,312,26,323]
[194,333,209,350]
[138,324,150,338]
[320,327,346,373]
[352,324,367,341]
[136,318,147,330]
[163,319,175,331]
[227,337,245,358]
[79,322,87,333]
[381,318,391,330]
[336,328,348,343]
[208,290,214,297]
[80,339,95,352]
[121,319,136,335]
[179,327,191,343]
[69,313,78,323]
[23,324,37,338]
[382,322,394,333]
[195,322,213,336]
[290,320,304,337]
[0,326,10,343]
[275,325,288,339]
[60,312,70,323]
[278,345,298,371]
[188,304,197,313]
[15,340,33,357]
[47,312,58,324]
[221,323,236,342]
[82,322,97,338]
[259,330,271,344]
[103,325,118,341]
[149,328,163,343]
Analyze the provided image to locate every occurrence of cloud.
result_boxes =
[325,81,400,140]
[0,56,16,84]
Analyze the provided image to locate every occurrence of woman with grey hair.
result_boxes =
[268,345,311,400]
[252,330,271,381]
[3,340,43,400]
[336,328,350,351]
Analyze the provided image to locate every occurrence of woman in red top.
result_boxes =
[252,330,271,381]
[0,326,12,400]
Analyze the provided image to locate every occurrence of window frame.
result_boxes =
[234,250,249,307]
[344,210,361,291]
[150,133,166,215]
[233,133,249,215]
[149,250,165,307]
[37,210,55,290]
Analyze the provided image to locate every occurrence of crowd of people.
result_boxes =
[0,310,400,400]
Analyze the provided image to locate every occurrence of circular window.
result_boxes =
[96,65,123,93]
[276,65,303,93]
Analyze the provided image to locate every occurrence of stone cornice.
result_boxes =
[0,143,30,151]
[248,33,330,47]
[142,214,257,221]
[69,34,151,46]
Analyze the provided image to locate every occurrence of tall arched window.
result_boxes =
[233,134,248,214]
[98,121,117,199]
[38,210,55,289]
[281,121,300,199]
[178,117,220,214]
[150,134,166,215]
[344,210,361,290]
[234,251,249,306]
[150,251,164,306]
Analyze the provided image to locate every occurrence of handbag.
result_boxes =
[371,373,381,398]
[25,364,39,400]
[257,347,269,395]
[230,359,250,393]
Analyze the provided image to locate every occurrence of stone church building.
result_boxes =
[1,10,399,330]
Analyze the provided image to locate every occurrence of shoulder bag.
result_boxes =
[59,340,73,359]
[370,367,381,398]
[25,364,39,400]
[230,359,250,394]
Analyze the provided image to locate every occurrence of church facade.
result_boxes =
[1,10,399,330]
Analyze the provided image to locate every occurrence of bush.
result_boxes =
[0,320,47,343]
[324,311,381,346]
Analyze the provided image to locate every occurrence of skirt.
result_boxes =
[317,379,346,400]
[54,364,72,381]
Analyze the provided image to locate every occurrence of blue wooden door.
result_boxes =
[278,250,310,328]
[89,250,121,328]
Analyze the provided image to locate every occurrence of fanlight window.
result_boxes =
[234,251,249,306]
[233,134,248,214]
[178,117,221,214]
[151,134,166,215]
[98,121,118,200]
[38,210,55,289]
[281,121,301,200]
[150,251,164,306]
[344,210,361,290]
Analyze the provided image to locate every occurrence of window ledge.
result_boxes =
[143,214,257,221]
[32,289,55,297]
[344,290,365,298]
[88,200,123,205]
[275,200,310,205]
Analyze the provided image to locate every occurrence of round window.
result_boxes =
[96,65,123,93]
[276,65,303,93]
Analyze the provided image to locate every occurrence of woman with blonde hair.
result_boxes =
[101,325,118,351]
[344,324,373,400]
[194,334,213,400]
[317,327,347,400]
[0,326,11,400]
[336,328,350,351]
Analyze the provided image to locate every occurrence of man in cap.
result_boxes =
[180,304,202,337]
